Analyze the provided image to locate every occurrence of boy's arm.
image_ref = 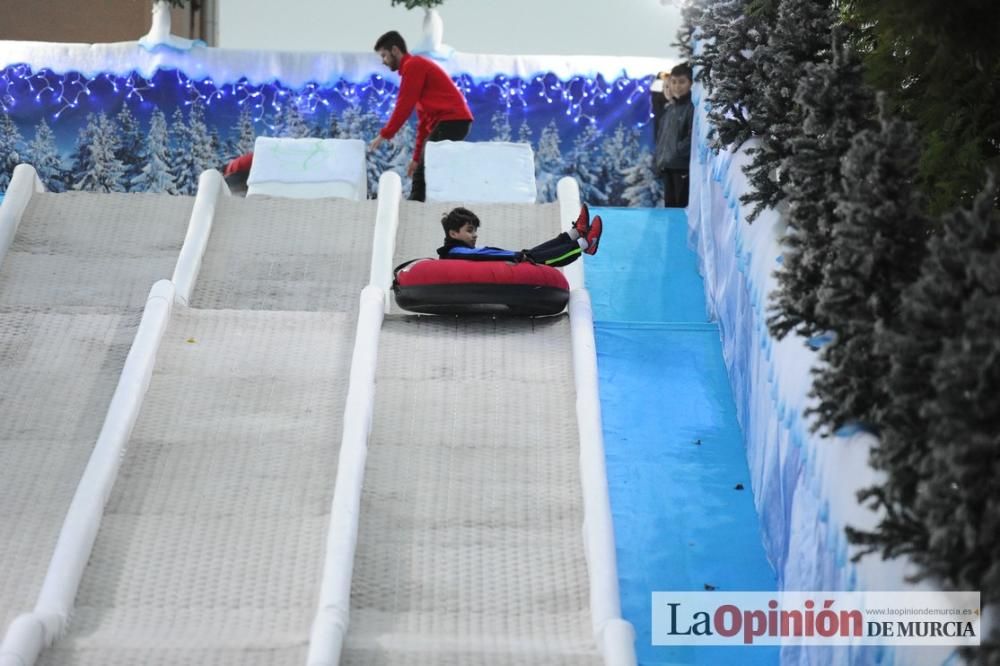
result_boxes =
[441,245,521,261]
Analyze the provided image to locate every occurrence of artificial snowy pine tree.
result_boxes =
[115,105,145,191]
[534,120,564,203]
[27,118,64,192]
[490,110,512,142]
[703,0,771,151]
[74,113,126,193]
[809,100,928,434]
[674,0,706,66]
[766,36,875,341]
[848,177,1000,665]
[741,0,837,221]
[133,108,176,194]
[0,112,24,192]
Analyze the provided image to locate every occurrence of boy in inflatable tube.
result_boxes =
[438,205,603,265]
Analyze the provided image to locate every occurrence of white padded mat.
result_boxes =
[248,137,367,200]
[424,141,537,204]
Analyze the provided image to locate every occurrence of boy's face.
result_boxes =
[448,223,478,247]
[670,75,692,98]
[663,75,674,100]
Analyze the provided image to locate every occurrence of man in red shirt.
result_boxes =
[368,30,474,202]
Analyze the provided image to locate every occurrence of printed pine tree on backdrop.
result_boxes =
[234,106,257,155]
[115,105,145,191]
[490,110,512,142]
[0,112,24,192]
[133,108,176,194]
[767,35,875,341]
[741,0,836,220]
[810,99,928,434]
[74,113,126,193]
[567,121,608,206]
[28,118,64,192]
[534,120,564,202]
[848,177,1000,664]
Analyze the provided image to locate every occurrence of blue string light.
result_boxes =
[1,63,652,129]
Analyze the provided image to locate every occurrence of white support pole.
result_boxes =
[0,164,46,273]
[369,171,402,312]
[306,285,386,666]
[0,280,175,666]
[558,176,584,291]
[172,169,228,305]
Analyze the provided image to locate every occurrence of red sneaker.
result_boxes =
[584,215,603,255]
[573,203,590,236]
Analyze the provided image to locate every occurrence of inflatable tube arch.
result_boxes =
[393,259,570,316]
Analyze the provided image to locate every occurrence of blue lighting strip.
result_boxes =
[1,64,654,127]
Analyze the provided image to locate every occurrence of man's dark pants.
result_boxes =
[409,119,473,202]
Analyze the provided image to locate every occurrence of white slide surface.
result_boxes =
[341,201,603,664]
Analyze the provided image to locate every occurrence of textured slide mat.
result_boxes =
[191,195,376,311]
[343,315,601,665]
[37,308,354,666]
[1,191,190,631]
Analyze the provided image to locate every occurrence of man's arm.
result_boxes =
[412,113,433,163]
[380,60,428,140]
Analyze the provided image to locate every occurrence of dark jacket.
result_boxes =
[654,92,694,172]
[437,237,520,261]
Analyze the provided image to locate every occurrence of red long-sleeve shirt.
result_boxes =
[379,53,473,162]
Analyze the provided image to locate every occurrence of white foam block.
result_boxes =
[424,141,537,204]
[247,137,367,200]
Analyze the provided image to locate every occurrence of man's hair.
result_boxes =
[374,30,407,53]
[670,62,693,81]
[441,207,480,234]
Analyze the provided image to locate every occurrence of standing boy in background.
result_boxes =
[368,30,474,202]
[654,63,694,207]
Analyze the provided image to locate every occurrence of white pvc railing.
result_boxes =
[0,279,175,666]
[306,171,401,666]
[557,176,637,666]
[173,169,228,305]
[558,177,585,291]
[369,172,402,312]
[0,164,46,273]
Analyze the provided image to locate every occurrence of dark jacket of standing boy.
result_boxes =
[655,63,694,207]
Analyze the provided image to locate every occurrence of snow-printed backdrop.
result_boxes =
[0,43,667,204]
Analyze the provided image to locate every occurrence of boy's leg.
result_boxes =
[662,170,675,206]
[524,232,583,267]
[663,169,689,207]
[675,169,690,207]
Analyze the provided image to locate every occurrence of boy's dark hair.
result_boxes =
[670,62,693,81]
[374,31,407,53]
[441,207,480,234]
